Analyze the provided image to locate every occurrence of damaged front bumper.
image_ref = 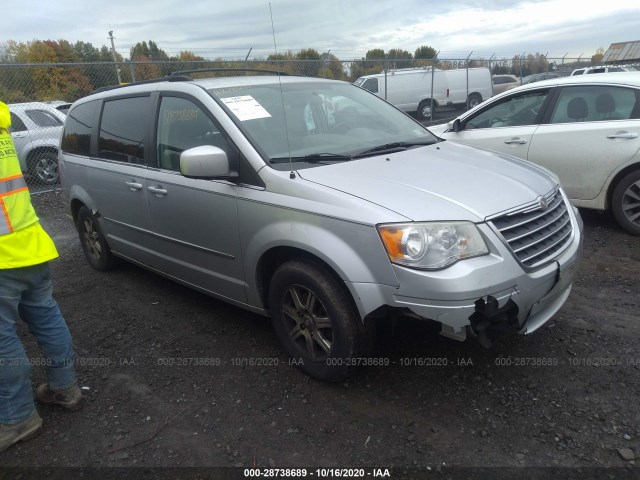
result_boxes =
[352,206,584,346]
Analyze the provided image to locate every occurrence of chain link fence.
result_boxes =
[0,55,594,192]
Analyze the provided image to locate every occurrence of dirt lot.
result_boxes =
[1,190,639,479]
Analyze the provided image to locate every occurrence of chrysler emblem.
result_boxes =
[539,197,549,210]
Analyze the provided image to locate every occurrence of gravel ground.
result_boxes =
[1,190,639,480]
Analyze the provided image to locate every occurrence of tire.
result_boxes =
[77,206,116,271]
[28,151,59,185]
[611,170,640,235]
[268,258,374,382]
[417,100,434,120]
[467,93,482,110]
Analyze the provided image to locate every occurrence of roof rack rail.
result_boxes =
[90,74,193,94]
[169,68,291,77]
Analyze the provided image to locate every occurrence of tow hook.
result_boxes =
[469,296,519,348]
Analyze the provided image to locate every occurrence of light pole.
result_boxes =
[108,30,122,84]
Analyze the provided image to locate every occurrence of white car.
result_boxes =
[8,102,66,184]
[571,66,632,75]
[429,72,640,235]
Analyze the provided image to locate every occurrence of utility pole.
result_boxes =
[108,30,123,84]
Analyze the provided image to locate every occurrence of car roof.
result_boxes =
[496,71,640,96]
[8,101,60,110]
[74,74,343,105]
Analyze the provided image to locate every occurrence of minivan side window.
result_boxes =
[99,96,149,164]
[549,86,638,124]
[61,100,100,156]
[156,96,228,172]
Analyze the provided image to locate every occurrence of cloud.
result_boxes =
[3,0,640,60]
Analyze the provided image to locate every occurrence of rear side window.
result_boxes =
[99,96,149,164]
[549,86,639,124]
[61,100,100,155]
[8,112,27,133]
[26,109,63,128]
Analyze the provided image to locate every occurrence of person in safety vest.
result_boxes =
[0,101,83,453]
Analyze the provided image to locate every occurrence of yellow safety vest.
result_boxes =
[0,126,58,269]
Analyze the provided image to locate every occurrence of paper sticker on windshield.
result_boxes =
[221,95,271,121]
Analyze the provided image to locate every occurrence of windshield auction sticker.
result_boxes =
[220,95,271,121]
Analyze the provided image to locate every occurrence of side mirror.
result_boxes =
[179,145,237,179]
[451,118,462,133]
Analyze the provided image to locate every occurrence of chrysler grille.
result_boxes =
[490,189,573,268]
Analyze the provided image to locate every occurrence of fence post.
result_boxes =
[465,51,473,109]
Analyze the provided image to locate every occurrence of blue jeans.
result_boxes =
[0,262,77,424]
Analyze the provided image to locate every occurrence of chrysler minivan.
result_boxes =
[59,72,583,381]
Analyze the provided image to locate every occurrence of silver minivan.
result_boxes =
[59,72,583,381]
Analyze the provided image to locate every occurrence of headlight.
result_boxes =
[377,222,489,270]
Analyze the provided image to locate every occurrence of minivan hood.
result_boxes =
[296,141,558,222]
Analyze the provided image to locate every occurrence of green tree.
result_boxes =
[296,48,322,76]
[321,52,346,80]
[414,45,437,60]
[177,51,206,62]
[387,48,413,69]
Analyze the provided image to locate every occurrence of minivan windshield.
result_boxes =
[208,81,436,170]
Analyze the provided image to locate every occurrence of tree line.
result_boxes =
[0,38,601,104]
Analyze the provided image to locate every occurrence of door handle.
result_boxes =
[125,180,143,191]
[504,138,527,145]
[148,185,168,196]
[607,131,638,139]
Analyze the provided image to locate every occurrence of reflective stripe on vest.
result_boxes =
[0,175,29,235]
[0,174,28,194]
[0,132,39,236]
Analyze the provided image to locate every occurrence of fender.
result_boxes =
[241,215,399,311]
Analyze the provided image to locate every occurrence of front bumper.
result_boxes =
[349,206,583,341]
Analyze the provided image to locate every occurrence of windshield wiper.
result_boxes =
[353,140,435,158]
[269,153,353,164]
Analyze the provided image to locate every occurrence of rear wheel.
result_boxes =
[77,206,116,271]
[612,170,640,235]
[268,258,374,381]
[417,100,434,120]
[28,151,59,185]
[467,93,482,110]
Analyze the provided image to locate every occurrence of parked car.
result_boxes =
[428,72,640,235]
[571,66,631,75]
[60,72,582,381]
[492,74,520,94]
[521,72,561,84]
[8,102,65,184]
[354,67,492,119]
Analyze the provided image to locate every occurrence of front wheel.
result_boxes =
[612,170,640,235]
[77,206,116,270]
[417,100,434,120]
[268,259,373,381]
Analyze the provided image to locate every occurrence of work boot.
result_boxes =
[36,383,85,411]
[0,411,43,453]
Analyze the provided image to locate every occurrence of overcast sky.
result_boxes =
[4,0,640,61]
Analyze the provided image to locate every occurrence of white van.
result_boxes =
[355,67,493,119]
[354,68,448,119]
[443,67,493,109]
